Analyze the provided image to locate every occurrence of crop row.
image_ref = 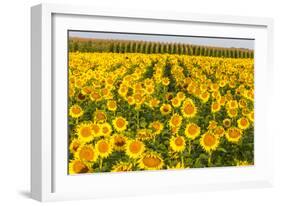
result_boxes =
[69,38,254,58]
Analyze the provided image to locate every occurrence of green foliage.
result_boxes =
[68,38,254,58]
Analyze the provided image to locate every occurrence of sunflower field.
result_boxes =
[68,51,254,174]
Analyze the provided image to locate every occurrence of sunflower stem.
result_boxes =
[99,158,103,171]
[137,109,140,129]
[132,159,136,169]
[188,139,191,156]
[181,153,184,167]
[208,152,212,167]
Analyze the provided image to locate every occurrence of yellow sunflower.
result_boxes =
[148,98,160,108]
[214,126,225,138]
[90,91,102,102]
[170,126,180,134]
[184,123,201,140]
[208,120,218,130]
[81,86,93,95]
[219,96,226,106]
[93,110,107,123]
[112,116,128,132]
[170,136,186,152]
[69,87,75,98]
[162,77,170,86]
[227,100,238,109]
[219,79,227,87]
[167,162,185,170]
[105,76,114,86]
[225,127,242,143]
[133,93,145,106]
[100,122,112,137]
[91,123,102,137]
[69,138,81,154]
[112,134,127,151]
[126,139,145,159]
[227,108,238,118]
[136,129,155,141]
[138,152,164,170]
[150,121,164,135]
[76,123,94,143]
[210,83,219,92]
[211,101,221,113]
[107,100,117,111]
[169,113,183,128]
[69,159,90,174]
[171,97,181,108]
[238,99,247,108]
[229,81,236,89]
[160,104,172,115]
[77,92,86,101]
[145,86,155,95]
[200,91,210,103]
[242,108,249,116]
[111,161,133,172]
[200,132,220,153]
[248,111,254,122]
[118,84,128,97]
[165,92,174,101]
[95,139,113,158]
[237,117,250,130]
[236,160,252,166]
[133,82,143,91]
[69,104,84,118]
[176,92,186,101]
[181,98,197,118]
[126,96,135,106]
[144,78,154,87]
[223,118,232,128]
[101,87,112,99]
[75,144,97,163]
[212,91,221,100]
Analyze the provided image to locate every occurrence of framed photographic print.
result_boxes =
[31,3,274,201]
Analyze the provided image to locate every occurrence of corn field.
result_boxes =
[69,38,254,58]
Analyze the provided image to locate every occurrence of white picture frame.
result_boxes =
[31,3,274,202]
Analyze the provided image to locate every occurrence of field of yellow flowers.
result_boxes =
[68,52,254,174]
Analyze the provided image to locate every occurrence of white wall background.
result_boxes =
[0,0,280,205]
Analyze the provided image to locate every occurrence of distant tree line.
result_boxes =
[69,38,254,58]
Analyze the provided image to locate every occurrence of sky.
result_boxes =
[69,31,254,50]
